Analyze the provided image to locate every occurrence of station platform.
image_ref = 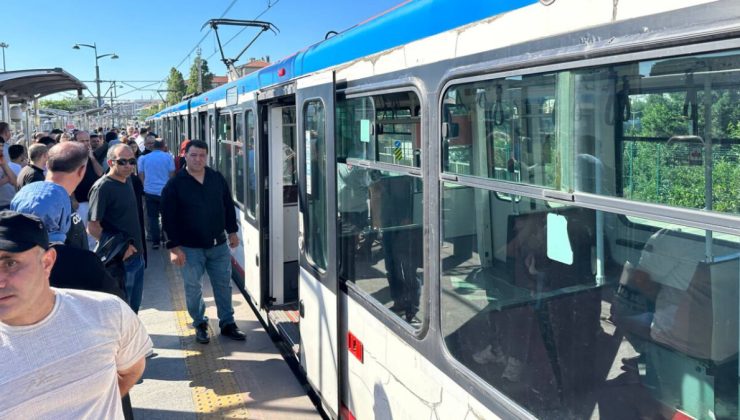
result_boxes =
[128,245,322,420]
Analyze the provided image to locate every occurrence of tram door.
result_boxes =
[267,105,300,305]
[296,71,339,416]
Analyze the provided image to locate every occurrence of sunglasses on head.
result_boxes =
[114,158,137,166]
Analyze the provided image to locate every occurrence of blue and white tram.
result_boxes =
[150,1,740,418]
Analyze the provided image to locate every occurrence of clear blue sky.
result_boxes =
[2,0,403,100]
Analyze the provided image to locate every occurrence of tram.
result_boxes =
[149,0,740,418]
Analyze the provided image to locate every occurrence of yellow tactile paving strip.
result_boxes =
[165,260,251,419]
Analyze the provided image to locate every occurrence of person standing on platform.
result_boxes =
[138,140,174,250]
[88,144,145,313]
[16,144,47,189]
[72,130,104,248]
[135,127,148,154]
[0,211,151,419]
[7,144,27,177]
[0,142,18,211]
[161,140,245,344]
[11,142,88,245]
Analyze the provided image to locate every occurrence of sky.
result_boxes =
[2,0,403,101]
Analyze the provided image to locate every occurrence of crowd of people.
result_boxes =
[0,121,245,418]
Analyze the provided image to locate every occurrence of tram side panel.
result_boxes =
[343,297,501,419]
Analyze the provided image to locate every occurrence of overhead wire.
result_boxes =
[205,0,281,62]
[162,0,239,85]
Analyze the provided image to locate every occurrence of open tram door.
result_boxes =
[253,82,301,313]
[296,71,339,417]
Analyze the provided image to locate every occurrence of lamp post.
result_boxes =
[0,43,8,71]
[72,43,118,108]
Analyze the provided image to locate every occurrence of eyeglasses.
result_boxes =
[114,158,137,166]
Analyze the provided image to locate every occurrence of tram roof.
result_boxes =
[0,68,87,102]
[152,0,535,119]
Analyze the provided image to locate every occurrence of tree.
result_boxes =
[166,67,187,105]
[39,97,94,112]
[186,53,214,96]
[138,103,164,120]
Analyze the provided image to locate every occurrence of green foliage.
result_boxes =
[622,87,740,214]
[186,55,214,96]
[166,68,186,105]
[139,103,164,120]
[39,97,94,112]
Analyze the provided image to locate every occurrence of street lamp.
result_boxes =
[0,43,8,72]
[72,43,118,108]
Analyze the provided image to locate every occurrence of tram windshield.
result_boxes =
[441,49,740,419]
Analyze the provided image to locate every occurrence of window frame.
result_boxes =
[436,41,740,415]
[337,85,429,336]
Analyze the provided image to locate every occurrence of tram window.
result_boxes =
[245,111,257,217]
[572,50,740,216]
[303,100,327,271]
[234,111,245,206]
[440,184,740,419]
[337,92,420,167]
[336,97,375,160]
[217,113,233,193]
[337,165,425,327]
[337,90,425,327]
[442,75,560,189]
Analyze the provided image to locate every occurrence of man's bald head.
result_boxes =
[47,142,88,173]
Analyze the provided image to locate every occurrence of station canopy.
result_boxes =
[0,68,86,102]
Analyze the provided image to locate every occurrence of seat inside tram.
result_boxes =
[438,50,740,419]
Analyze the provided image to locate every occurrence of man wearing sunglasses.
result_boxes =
[88,144,145,313]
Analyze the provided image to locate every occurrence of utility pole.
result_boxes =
[110,81,115,128]
[0,43,8,71]
[196,47,203,93]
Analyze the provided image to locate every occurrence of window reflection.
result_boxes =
[441,185,740,419]
[338,165,424,325]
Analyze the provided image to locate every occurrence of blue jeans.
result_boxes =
[124,254,145,313]
[144,194,162,243]
[180,243,235,328]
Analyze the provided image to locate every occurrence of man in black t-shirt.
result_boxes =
[72,131,104,249]
[88,144,145,313]
[17,144,48,189]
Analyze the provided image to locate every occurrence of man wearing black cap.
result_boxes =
[0,211,151,418]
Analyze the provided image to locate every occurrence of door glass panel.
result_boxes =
[282,107,298,204]
[234,112,245,205]
[245,111,256,217]
[217,113,233,192]
[304,100,327,271]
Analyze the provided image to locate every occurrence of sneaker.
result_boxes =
[195,322,210,344]
[221,323,246,341]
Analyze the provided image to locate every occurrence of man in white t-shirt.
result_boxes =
[0,211,152,418]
